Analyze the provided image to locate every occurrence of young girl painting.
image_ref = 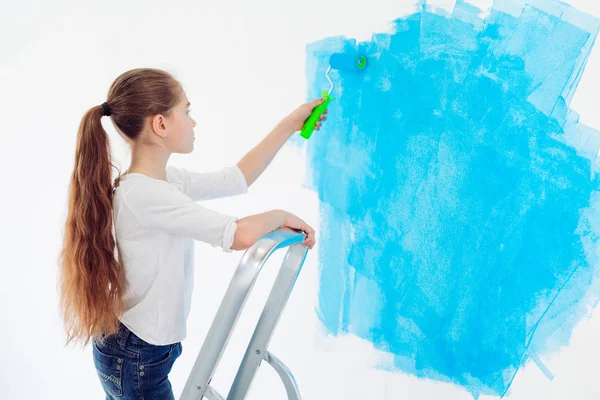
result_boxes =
[58,68,326,399]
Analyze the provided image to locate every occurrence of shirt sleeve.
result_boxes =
[166,165,248,202]
[123,180,239,252]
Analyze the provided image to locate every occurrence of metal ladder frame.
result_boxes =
[179,227,308,400]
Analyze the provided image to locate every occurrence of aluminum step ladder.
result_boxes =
[179,227,309,400]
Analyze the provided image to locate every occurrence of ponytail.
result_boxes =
[58,105,125,346]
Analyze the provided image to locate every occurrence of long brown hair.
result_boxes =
[58,68,182,346]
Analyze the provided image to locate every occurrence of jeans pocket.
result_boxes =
[92,341,124,397]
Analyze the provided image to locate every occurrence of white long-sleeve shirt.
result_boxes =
[112,165,248,345]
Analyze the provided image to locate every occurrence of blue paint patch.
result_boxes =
[300,0,600,397]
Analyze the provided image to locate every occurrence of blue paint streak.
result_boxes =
[527,351,554,381]
[300,0,600,397]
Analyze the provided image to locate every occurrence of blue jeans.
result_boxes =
[92,322,182,399]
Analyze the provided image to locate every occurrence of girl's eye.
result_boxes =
[187,109,192,114]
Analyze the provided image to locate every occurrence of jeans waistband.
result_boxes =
[116,321,132,347]
[115,321,150,347]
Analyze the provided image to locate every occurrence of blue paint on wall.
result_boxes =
[301,0,600,397]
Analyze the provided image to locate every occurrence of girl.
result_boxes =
[58,68,326,399]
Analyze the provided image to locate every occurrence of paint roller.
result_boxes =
[300,53,368,140]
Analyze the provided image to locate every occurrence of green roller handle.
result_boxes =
[300,90,334,140]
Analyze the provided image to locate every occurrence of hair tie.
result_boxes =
[101,102,112,117]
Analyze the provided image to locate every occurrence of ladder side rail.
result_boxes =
[179,228,306,400]
[227,243,307,400]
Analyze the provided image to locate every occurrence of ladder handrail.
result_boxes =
[227,238,307,399]
[179,227,307,400]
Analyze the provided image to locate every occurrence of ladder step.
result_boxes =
[204,386,224,400]
[263,351,301,400]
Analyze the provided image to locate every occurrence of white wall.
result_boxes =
[1,0,600,399]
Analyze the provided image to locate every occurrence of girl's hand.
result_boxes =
[281,98,328,133]
[283,212,316,249]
